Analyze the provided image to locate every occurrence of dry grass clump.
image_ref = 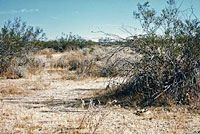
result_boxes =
[53,46,139,78]
[49,47,108,78]
[0,86,29,96]
[1,53,47,79]
[53,55,69,68]
[0,88,25,96]
[66,55,102,78]
[1,56,29,79]
[37,48,56,55]
[29,57,46,68]
[62,107,110,134]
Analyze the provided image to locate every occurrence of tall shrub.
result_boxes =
[0,17,45,75]
[104,0,200,107]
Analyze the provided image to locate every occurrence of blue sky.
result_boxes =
[0,0,200,41]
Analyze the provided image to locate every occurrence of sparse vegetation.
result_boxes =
[0,0,200,133]
[39,33,97,52]
[94,0,200,107]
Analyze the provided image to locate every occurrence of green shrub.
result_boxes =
[0,17,45,76]
[39,33,96,52]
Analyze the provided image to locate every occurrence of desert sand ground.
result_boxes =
[0,51,199,134]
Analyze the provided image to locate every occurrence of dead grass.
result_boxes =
[0,88,27,96]
[0,85,30,96]
[0,46,199,134]
[1,100,199,134]
[37,48,56,55]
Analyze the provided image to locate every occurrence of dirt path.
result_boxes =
[0,66,114,133]
[0,68,109,110]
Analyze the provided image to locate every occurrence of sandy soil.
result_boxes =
[0,52,199,134]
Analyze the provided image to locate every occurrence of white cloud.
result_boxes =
[0,9,39,14]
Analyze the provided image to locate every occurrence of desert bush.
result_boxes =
[39,33,96,52]
[53,55,68,68]
[67,48,121,77]
[97,63,120,77]
[68,59,80,71]
[30,57,46,68]
[99,0,200,107]
[13,66,29,78]
[78,58,103,77]
[68,57,98,76]
[57,51,103,77]
[0,17,45,77]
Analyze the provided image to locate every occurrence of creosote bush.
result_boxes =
[39,33,96,52]
[96,0,200,107]
[0,17,45,77]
